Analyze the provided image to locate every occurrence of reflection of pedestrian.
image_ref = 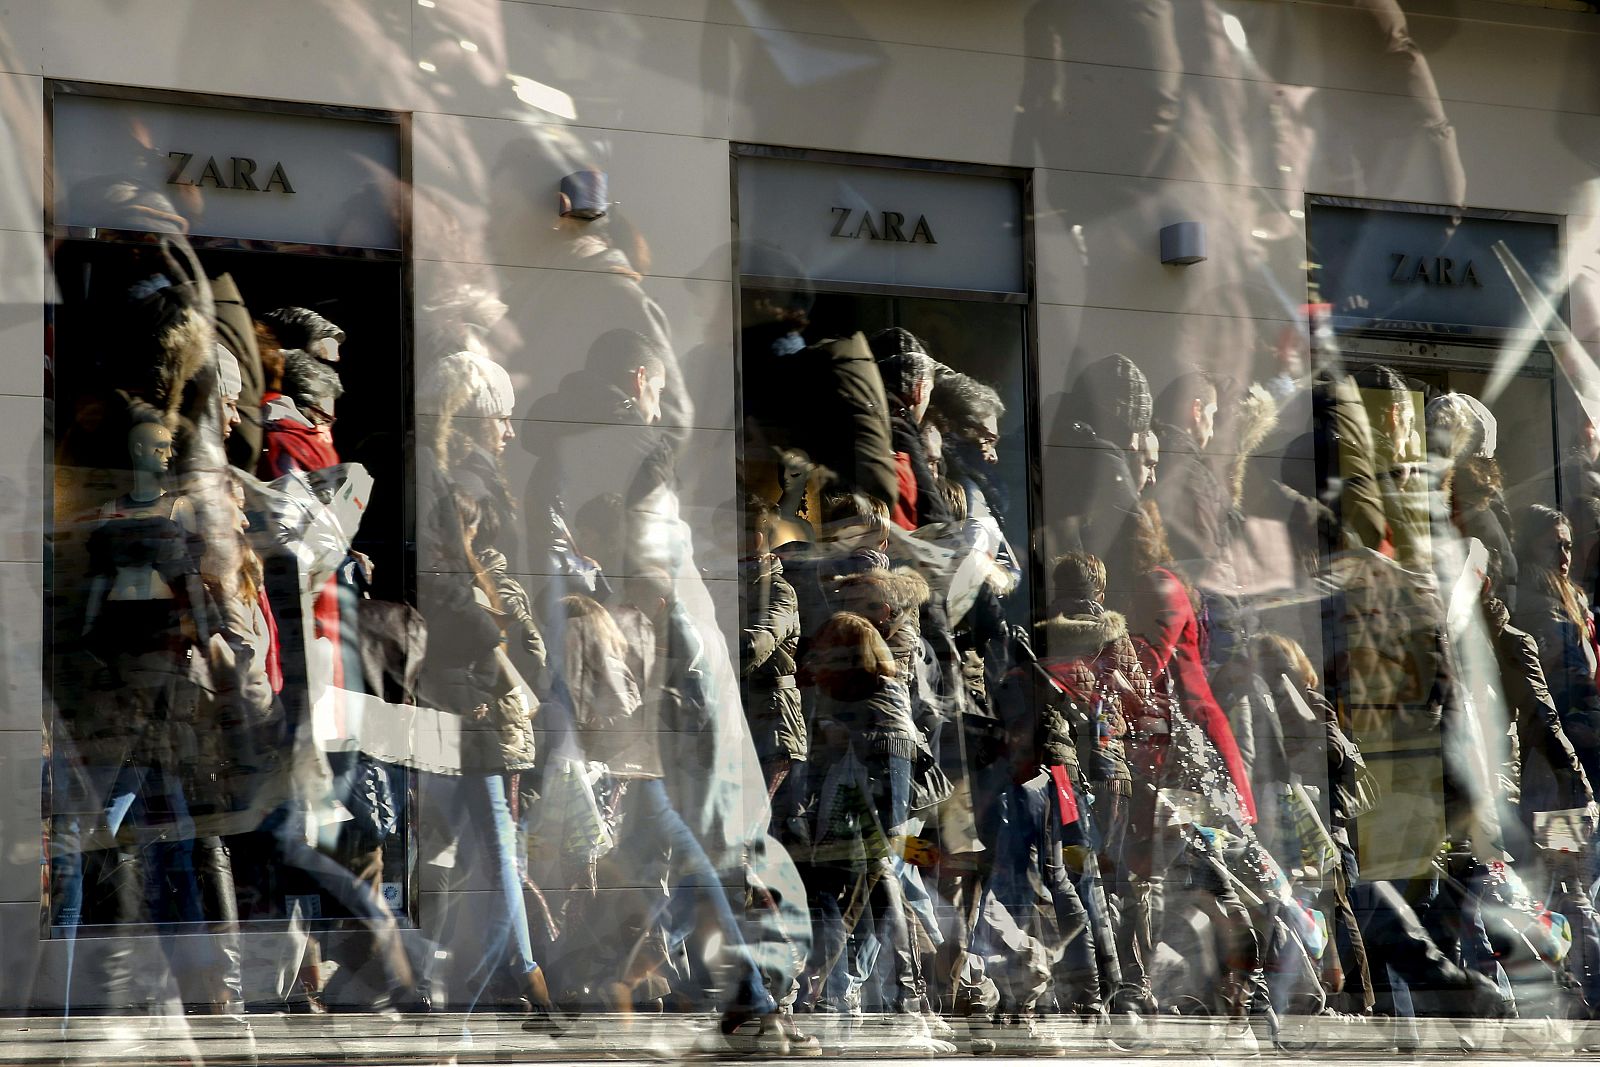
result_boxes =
[803,613,921,1014]
[1514,505,1600,791]
[1040,551,1150,1009]
[740,496,806,819]
[1052,355,1153,563]
[415,488,561,1028]
[258,350,341,479]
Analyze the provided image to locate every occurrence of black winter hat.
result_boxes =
[868,327,932,401]
[260,306,346,349]
[1073,354,1153,440]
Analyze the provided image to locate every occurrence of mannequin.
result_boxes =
[83,418,204,636]
[81,414,235,1009]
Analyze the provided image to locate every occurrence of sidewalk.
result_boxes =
[5,1012,1600,1065]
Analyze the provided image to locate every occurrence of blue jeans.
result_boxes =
[620,778,774,1013]
[422,772,537,1009]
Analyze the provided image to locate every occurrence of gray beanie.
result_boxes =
[429,350,516,419]
[1073,354,1152,439]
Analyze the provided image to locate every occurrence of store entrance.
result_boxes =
[47,235,415,933]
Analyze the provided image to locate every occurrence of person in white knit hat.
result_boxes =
[423,349,521,561]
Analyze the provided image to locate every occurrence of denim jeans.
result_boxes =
[421,772,538,1010]
[620,777,774,1013]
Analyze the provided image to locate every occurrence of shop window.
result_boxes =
[43,83,415,940]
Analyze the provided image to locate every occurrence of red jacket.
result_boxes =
[258,392,339,480]
[891,451,919,531]
[1129,566,1257,824]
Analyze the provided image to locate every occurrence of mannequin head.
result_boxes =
[128,419,174,475]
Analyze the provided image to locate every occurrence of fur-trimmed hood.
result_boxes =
[1040,608,1128,659]
[881,566,930,613]
[1229,383,1280,507]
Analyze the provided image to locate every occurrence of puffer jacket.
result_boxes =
[480,546,548,696]
[880,567,932,688]
[1037,601,1144,784]
[417,572,538,773]
[812,678,921,765]
[740,552,805,765]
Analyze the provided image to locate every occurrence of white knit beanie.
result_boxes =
[429,350,515,418]
[1426,391,1496,460]
[214,342,243,399]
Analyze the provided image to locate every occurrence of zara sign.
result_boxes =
[738,154,1023,294]
[51,90,401,249]
[1308,197,1561,337]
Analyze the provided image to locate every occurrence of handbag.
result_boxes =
[909,740,955,814]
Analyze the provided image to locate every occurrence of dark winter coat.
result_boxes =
[1513,584,1600,789]
[744,334,897,509]
[1049,420,1142,563]
[1153,421,1230,584]
[811,677,921,765]
[1484,595,1594,822]
[1457,493,1517,612]
[416,572,538,773]
[740,552,805,765]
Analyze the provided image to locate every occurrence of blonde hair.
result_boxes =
[805,611,898,685]
[1251,631,1318,693]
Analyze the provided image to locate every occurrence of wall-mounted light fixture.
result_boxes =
[1160,221,1206,266]
[559,170,609,221]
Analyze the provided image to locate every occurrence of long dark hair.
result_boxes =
[432,486,501,613]
[1517,503,1584,629]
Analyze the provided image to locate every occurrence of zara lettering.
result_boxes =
[829,206,936,244]
[166,152,296,194]
[1388,252,1481,288]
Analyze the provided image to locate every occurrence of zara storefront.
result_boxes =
[1,0,1600,1056]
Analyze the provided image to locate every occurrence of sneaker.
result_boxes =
[978,1012,1058,1056]
[1216,1021,1260,1058]
[884,1008,957,1055]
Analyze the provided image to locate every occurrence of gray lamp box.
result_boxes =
[1160,221,1206,265]
[560,170,608,220]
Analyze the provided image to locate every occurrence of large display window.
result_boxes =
[42,82,415,976]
